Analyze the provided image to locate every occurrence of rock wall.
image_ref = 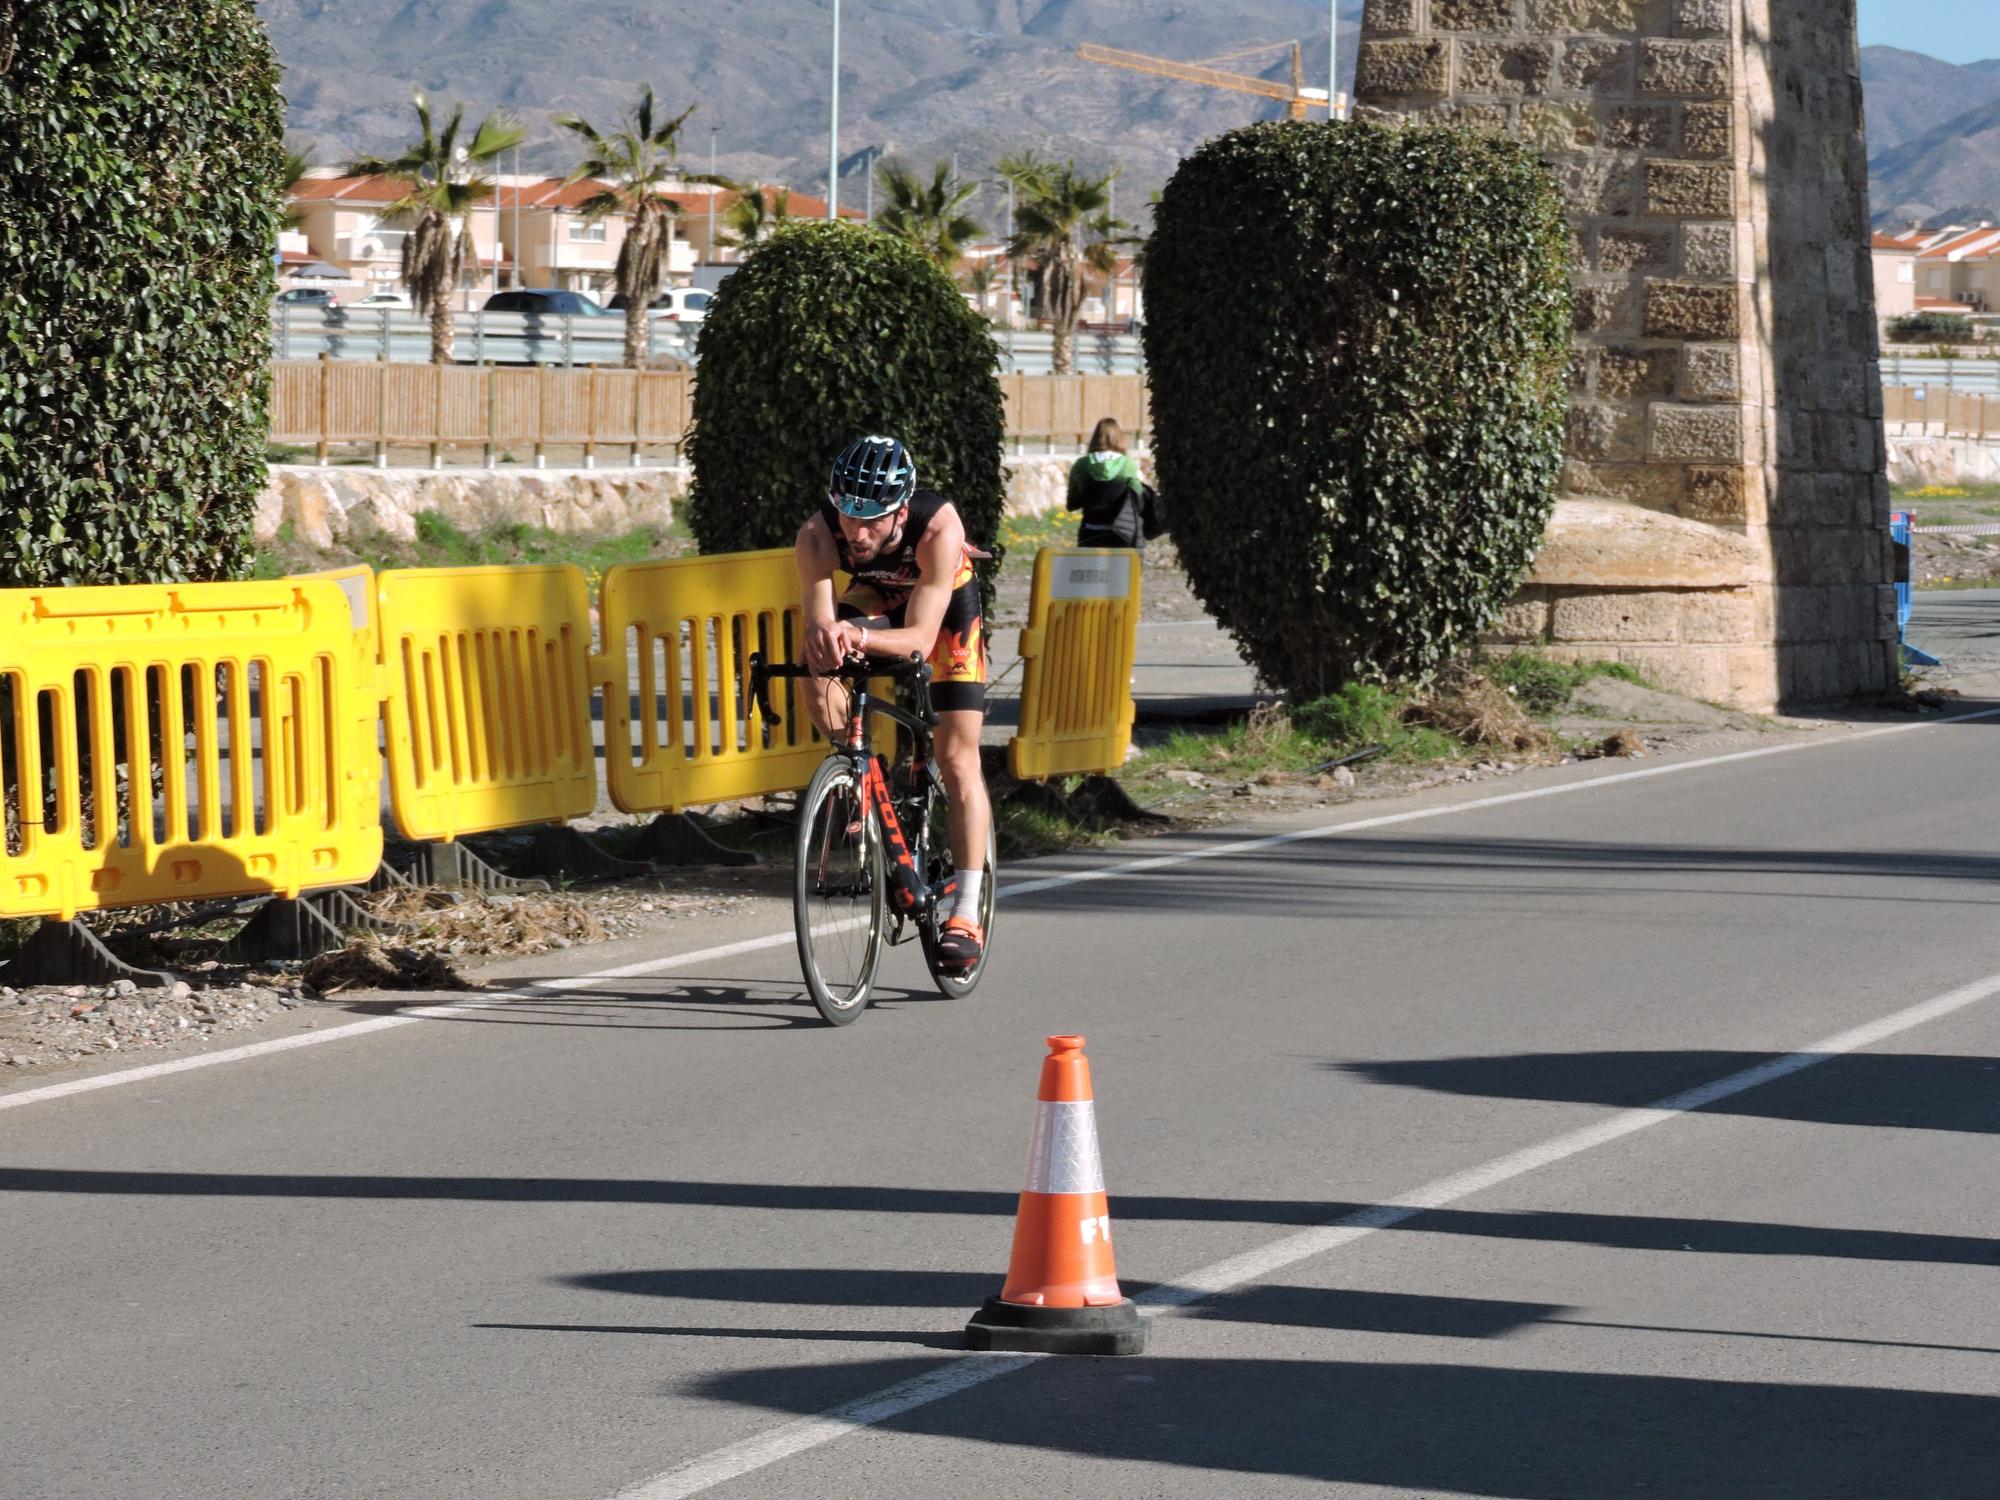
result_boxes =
[255,456,1112,547]
[1356,0,1896,706]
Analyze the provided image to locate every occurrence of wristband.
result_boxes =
[855,626,869,654]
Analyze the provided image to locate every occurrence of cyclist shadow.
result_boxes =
[333,975,954,1032]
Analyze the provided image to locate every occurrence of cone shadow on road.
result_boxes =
[2,1168,1995,1266]
[1334,1050,2000,1134]
[687,1354,2000,1497]
[561,1269,1568,1341]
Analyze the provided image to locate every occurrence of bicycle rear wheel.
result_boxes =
[920,786,997,998]
[794,756,885,1025]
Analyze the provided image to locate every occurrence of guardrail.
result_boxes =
[1,548,1138,980]
[270,307,1146,376]
[269,360,1149,462]
[1883,386,2000,438]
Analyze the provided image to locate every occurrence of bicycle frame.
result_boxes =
[751,652,952,927]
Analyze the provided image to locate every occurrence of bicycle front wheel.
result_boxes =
[794,756,886,1025]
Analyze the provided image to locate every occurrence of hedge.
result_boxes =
[683,220,1007,593]
[1142,121,1573,695]
[0,0,284,587]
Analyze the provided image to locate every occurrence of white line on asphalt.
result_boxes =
[609,962,2000,1499]
[5,701,1998,1118]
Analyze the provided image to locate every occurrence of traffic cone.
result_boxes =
[963,1034,1149,1355]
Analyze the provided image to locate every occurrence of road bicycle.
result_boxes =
[748,650,996,1025]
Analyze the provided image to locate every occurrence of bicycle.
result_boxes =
[748,650,997,1025]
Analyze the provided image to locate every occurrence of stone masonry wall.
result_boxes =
[1356,0,1896,706]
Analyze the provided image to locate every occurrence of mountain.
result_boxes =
[1869,93,2000,227]
[257,7,1992,232]
[260,0,1366,226]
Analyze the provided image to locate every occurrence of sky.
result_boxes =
[1856,0,1998,63]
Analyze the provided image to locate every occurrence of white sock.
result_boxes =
[953,868,984,923]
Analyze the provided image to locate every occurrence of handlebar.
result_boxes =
[747,650,929,728]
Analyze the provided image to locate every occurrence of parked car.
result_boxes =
[353,289,412,309]
[482,289,615,317]
[606,287,711,322]
[276,286,339,309]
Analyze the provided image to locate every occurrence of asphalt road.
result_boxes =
[9,674,2000,1498]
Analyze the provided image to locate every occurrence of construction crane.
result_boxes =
[1075,40,1334,120]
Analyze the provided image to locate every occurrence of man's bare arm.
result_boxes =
[796,514,857,672]
[854,505,965,660]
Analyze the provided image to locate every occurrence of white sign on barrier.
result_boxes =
[1049,554,1133,600]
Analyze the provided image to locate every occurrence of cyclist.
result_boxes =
[795,435,991,969]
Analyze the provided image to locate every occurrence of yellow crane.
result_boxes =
[1075,40,1334,120]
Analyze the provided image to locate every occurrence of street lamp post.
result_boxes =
[827,0,841,219]
[1329,0,1341,120]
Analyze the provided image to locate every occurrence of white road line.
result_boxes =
[4,701,1997,1118]
[611,962,2000,1499]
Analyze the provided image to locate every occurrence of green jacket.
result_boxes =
[1067,451,1145,547]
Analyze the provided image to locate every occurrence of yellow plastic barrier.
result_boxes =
[1010,547,1142,781]
[376,564,597,840]
[0,579,383,921]
[599,549,825,813]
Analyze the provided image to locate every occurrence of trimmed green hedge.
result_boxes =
[0,0,284,586]
[684,221,1006,588]
[1143,121,1572,695]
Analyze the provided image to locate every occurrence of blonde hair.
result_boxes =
[1088,416,1126,454]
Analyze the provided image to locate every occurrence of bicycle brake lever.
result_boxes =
[747,652,782,728]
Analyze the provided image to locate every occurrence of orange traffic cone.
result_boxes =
[964,1034,1149,1355]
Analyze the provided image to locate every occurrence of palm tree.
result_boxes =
[963,260,1000,321]
[347,93,525,364]
[873,159,983,270]
[555,87,712,369]
[999,156,1123,375]
[280,144,313,233]
[716,183,791,250]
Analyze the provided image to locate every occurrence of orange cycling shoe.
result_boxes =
[935,916,984,968]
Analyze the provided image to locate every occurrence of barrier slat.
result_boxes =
[0,580,382,921]
[377,565,597,841]
[600,550,824,813]
[1010,547,1141,781]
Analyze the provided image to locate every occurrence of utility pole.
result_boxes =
[512,144,524,287]
[709,127,718,262]
[827,0,841,218]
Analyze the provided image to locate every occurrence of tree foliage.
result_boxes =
[0,0,285,586]
[1143,121,1573,696]
[685,220,1006,589]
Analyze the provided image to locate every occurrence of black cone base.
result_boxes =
[963,1296,1149,1356]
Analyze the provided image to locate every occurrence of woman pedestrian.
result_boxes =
[1066,417,1160,550]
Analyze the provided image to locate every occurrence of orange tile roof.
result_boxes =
[289,174,409,204]
[1917,227,2000,260]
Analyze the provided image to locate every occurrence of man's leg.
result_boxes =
[933,709,989,876]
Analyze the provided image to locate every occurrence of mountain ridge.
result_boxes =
[257,5,1997,230]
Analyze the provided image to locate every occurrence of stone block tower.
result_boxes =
[1355,0,1897,707]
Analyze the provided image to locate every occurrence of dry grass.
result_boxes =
[1405,665,1555,756]
[302,940,472,994]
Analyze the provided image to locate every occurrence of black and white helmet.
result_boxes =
[828,435,916,519]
